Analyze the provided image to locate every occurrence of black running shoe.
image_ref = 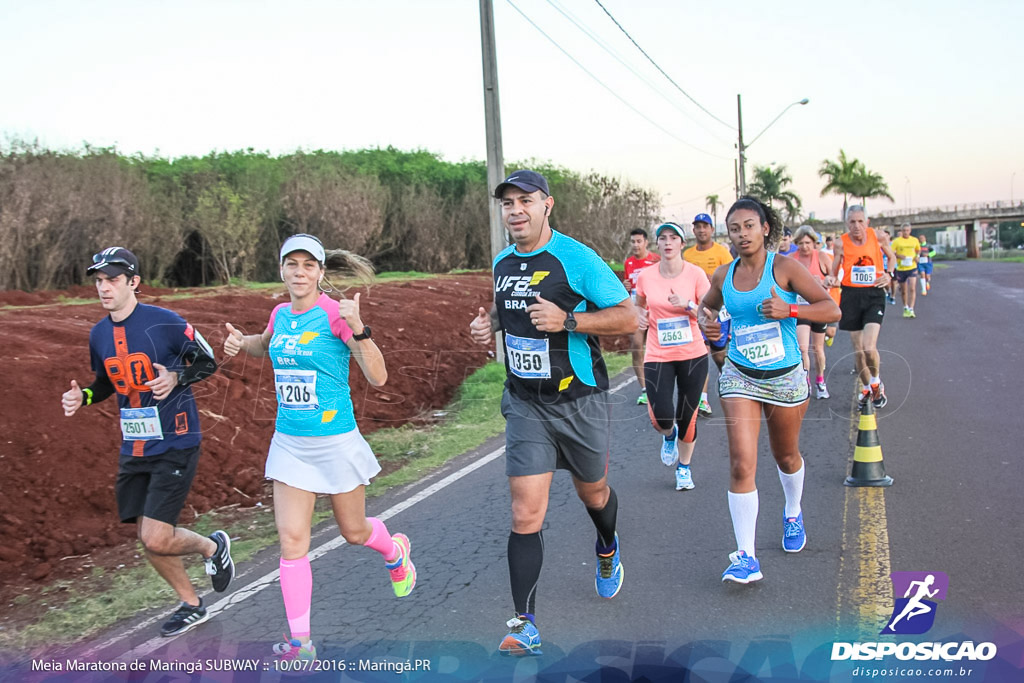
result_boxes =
[871,382,888,409]
[161,600,209,637]
[206,530,234,592]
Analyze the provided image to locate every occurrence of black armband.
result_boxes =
[177,330,218,388]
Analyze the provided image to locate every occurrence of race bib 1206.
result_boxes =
[275,369,319,410]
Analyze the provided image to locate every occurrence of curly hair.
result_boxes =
[725,196,783,251]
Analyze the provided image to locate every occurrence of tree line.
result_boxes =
[741,149,895,225]
[0,142,659,291]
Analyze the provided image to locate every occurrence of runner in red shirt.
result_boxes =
[623,228,660,405]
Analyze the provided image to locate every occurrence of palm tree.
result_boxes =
[747,164,802,224]
[818,149,864,220]
[849,169,894,212]
[705,193,723,231]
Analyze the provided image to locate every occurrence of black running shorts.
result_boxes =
[894,269,917,283]
[797,318,828,333]
[501,390,610,483]
[839,287,886,331]
[116,446,201,526]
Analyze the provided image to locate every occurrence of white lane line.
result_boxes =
[94,372,634,662]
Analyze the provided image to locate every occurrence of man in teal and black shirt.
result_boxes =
[470,170,637,656]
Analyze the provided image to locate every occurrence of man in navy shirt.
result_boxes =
[61,247,233,637]
[470,171,637,656]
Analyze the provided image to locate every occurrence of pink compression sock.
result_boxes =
[365,517,399,561]
[279,556,312,640]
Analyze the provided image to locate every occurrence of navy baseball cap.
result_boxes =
[693,213,713,225]
[87,247,140,279]
[493,170,550,198]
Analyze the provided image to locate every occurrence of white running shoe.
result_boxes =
[675,465,694,490]
[660,426,679,466]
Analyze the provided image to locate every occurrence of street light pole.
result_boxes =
[736,96,808,197]
[737,95,746,195]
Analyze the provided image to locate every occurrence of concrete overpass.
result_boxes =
[814,200,1024,257]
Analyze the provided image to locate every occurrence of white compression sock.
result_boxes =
[727,490,759,557]
[778,462,805,519]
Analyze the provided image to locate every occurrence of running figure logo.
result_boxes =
[881,571,949,635]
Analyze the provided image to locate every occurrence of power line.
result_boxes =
[504,0,732,161]
[663,182,735,208]
[592,0,735,131]
[544,0,734,146]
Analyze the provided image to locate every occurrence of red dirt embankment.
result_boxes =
[0,274,633,589]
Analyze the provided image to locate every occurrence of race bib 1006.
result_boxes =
[734,322,785,367]
[275,369,319,410]
[505,333,551,379]
[656,316,693,347]
[120,406,163,441]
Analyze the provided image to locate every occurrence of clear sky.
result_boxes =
[2,0,1021,225]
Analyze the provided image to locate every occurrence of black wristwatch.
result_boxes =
[562,311,577,333]
[352,325,372,341]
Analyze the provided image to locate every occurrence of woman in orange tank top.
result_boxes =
[791,227,832,399]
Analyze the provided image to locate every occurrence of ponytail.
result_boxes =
[319,249,376,294]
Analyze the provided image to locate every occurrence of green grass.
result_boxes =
[1,353,629,650]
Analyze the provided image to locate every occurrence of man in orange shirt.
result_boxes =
[623,228,660,405]
[824,206,894,409]
[683,213,733,416]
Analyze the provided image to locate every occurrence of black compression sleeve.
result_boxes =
[85,372,116,405]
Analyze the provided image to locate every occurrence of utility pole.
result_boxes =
[479,0,506,362]
[734,159,739,202]
[479,0,506,261]
[737,94,746,196]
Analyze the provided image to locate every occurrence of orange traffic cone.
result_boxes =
[844,399,893,487]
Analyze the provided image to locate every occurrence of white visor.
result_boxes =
[280,234,325,264]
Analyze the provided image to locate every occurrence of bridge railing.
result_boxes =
[875,200,1024,218]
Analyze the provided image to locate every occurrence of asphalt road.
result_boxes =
[16,260,1024,682]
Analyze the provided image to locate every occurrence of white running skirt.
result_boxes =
[266,429,381,495]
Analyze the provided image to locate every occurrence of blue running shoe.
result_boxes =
[783,513,806,553]
[721,550,763,584]
[498,615,542,656]
[660,426,679,466]
[595,533,624,598]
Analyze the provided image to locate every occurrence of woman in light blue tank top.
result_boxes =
[221,234,417,661]
[698,198,840,585]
